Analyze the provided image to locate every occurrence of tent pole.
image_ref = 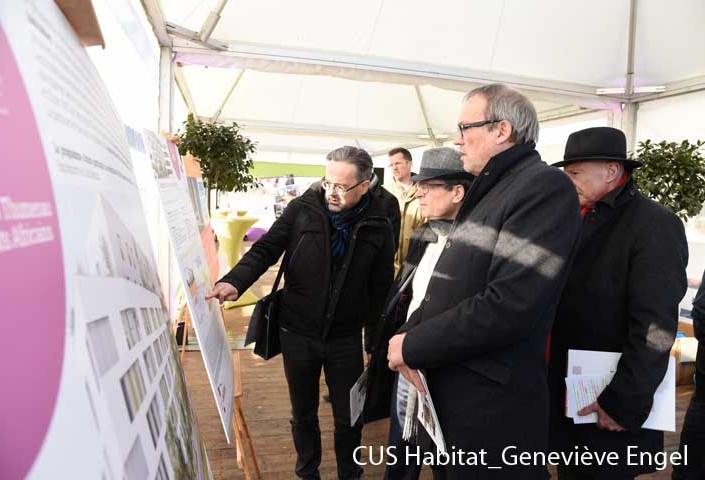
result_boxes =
[199,0,230,43]
[212,70,246,123]
[174,64,198,116]
[609,103,639,155]
[414,86,439,146]
[159,46,174,134]
[625,0,638,97]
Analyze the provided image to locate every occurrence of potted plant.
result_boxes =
[176,113,258,212]
[632,139,705,220]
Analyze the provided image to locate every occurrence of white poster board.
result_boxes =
[0,2,211,479]
[138,129,234,443]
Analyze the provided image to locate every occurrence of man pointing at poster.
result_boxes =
[207,146,396,480]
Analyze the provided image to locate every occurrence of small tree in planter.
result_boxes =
[176,113,258,212]
[632,139,705,220]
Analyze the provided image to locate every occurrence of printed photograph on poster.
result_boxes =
[145,132,177,180]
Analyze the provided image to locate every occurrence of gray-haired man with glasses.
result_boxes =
[387,84,581,479]
[208,146,397,480]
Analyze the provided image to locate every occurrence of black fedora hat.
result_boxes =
[552,127,642,169]
[411,147,474,182]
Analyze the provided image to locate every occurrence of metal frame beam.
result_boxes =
[167,23,228,50]
[625,0,638,96]
[414,86,439,146]
[173,63,197,115]
[198,0,230,43]
[140,0,172,47]
[255,145,337,156]
[215,102,601,144]
[172,43,625,110]
[211,70,245,122]
[537,105,596,123]
[158,47,174,133]
[216,117,437,143]
[632,75,705,103]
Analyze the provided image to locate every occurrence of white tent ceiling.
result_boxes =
[142,0,705,163]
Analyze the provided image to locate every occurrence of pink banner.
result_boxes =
[0,25,65,479]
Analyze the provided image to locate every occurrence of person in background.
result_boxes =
[207,146,395,480]
[387,83,581,479]
[548,127,688,479]
[672,270,705,480]
[384,147,425,272]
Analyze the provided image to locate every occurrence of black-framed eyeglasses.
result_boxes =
[457,119,501,138]
[416,182,451,194]
[321,177,367,195]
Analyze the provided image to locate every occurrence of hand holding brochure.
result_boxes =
[565,349,675,431]
[416,372,447,454]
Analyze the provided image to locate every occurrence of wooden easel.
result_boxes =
[231,351,261,479]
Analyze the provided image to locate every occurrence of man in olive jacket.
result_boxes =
[208,146,397,480]
[548,127,688,479]
[387,83,581,479]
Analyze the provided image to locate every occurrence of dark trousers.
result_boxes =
[384,373,422,480]
[673,311,705,480]
[280,327,364,480]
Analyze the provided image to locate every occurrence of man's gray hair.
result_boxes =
[326,146,374,182]
[464,84,539,145]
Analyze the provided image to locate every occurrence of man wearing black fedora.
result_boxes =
[548,126,688,479]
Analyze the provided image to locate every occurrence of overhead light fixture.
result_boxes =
[595,85,666,95]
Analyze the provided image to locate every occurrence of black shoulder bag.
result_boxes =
[244,237,301,360]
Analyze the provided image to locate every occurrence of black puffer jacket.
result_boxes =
[220,183,396,350]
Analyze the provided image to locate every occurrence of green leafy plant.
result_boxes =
[176,113,257,211]
[632,139,705,220]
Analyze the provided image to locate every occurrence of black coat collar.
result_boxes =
[596,176,639,209]
[458,143,539,218]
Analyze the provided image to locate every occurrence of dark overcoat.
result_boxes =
[397,144,581,479]
[220,183,396,349]
[548,177,688,477]
[364,224,436,423]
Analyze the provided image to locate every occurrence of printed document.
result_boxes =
[565,349,675,431]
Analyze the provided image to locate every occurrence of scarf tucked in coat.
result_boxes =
[326,192,370,258]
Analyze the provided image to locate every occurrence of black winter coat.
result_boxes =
[548,177,688,476]
[364,224,436,423]
[397,144,581,479]
[220,183,396,350]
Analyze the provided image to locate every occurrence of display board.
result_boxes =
[183,153,219,283]
[136,129,234,443]
[0,2,210,479]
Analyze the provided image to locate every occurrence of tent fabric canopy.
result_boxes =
[146,0,705,164]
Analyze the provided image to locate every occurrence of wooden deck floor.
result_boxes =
[182,243,696,479]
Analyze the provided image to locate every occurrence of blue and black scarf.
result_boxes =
[326,192,370,259]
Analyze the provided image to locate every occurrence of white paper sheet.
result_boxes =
[565,349,676,431]
[349,367,369,426]
[416,372,447,454]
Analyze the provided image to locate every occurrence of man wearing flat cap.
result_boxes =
[387,84,582,479]
[548,126,688,479]
[366,147,473,480]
